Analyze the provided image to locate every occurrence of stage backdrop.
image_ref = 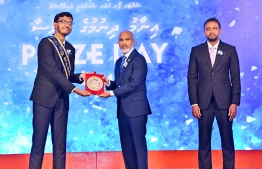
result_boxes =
[0,0,261,154]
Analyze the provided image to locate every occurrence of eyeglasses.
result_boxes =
[56,20,74,26]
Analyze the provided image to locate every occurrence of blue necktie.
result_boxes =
[120,55,127,73]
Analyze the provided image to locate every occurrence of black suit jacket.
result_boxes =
[106,49,152,117]
[30,37,83,110]
[187,41,241,109]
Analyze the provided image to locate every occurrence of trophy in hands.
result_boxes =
[85,71,104,95]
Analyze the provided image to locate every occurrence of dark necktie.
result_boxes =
[120,55,127,73]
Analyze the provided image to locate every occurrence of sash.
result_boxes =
[48,35,71,79]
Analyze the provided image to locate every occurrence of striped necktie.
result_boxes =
[120,55,127,73]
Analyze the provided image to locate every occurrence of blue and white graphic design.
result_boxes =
[0,0,261,154]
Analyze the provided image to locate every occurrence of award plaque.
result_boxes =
[85,72,104,95]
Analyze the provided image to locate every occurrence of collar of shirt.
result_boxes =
[207,40,220,56]
[207,40,220,50]
[123,47,134,59]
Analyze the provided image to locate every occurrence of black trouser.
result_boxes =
[118,104,148,169]
[29,97,68,169]
[198,96,235,169]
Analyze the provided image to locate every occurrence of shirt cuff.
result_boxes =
[71,87,77,93]
[79,76,84,81]
[109,91,114,96]
[106,81,111,87]
[191,104,198,107]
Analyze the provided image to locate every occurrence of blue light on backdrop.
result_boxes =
[0,0,261,154]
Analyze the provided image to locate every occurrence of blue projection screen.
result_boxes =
[0,0,262,154]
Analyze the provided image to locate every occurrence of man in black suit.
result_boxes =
[29,12,90,169]
[187,18,241,169]
[100,30,152,169]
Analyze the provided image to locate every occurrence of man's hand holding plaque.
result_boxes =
[85,71,104,95]
[99,76,111,98]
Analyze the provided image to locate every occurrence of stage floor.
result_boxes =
[0,150,261,169]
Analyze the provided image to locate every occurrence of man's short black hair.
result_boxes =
[204,17,221,29]
[54,12,73,22]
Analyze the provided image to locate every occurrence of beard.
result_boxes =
[57,27,72,36]
[60,30,71,36]
[120,47,131,54]
[207,36,219,42]
[61,32,70,36]
[207,34,219,42]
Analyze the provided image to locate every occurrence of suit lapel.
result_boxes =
[201,43,212,70]
[212,41,225,69]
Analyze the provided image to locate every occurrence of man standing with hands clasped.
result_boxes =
[100,30,152,169]
[29,12,90,169]
[187,18,241,169]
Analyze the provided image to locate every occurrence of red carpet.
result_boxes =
[0,150,261,169]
